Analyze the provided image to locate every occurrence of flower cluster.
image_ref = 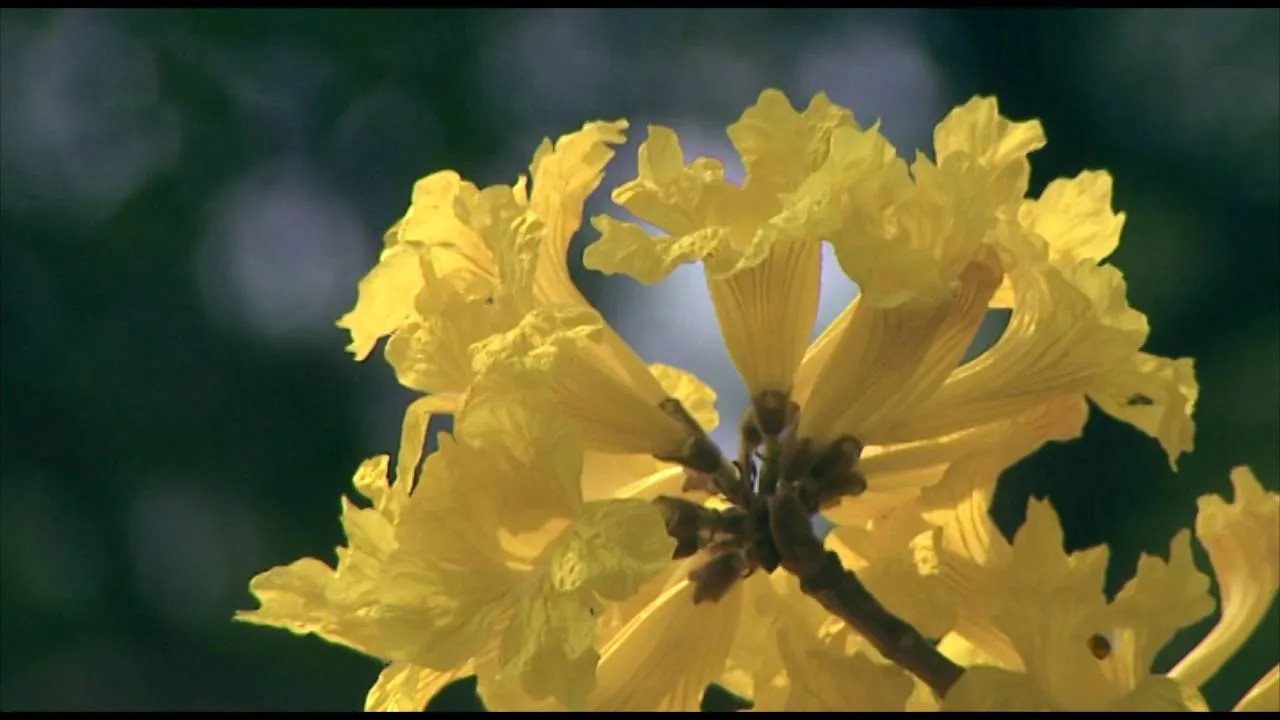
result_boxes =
[237,90,1277,712]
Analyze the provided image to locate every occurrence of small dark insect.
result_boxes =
[1087,632,1113,660]
[1125,393,1155,407]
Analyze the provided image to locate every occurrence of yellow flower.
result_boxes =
[336,121,711,469]
[575,522,932,711]
[1168,467,1280,702]
[585,90,860,405]
[882,170,1198,468]
[585,89,1195,529]
[237,400,676,711]
[270,88,1211,712]
[927,466,1279,711]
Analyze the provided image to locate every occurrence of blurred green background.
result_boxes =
[1,8,1276,712]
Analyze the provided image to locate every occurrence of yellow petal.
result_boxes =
[552,341,694,457]
[236,456,399,657]
[577,364,719,499]
[236,558,380,655]
[940,666,1055,710]
[777,639,915,711]
[380,401,594,672]
[772,123,918,307]
[1023,171,1125,263]
[337,244,424,361]
[500,499,674,708]
[442,399,586,533]
[580,451,669,502]
[380,439,523,669]
[948,499,1122,709]
[1088,352,1198,469]
[857,530,958,640]
[528,119,629,307]
[382,252,504,394]
[719,572,792,705]
[1234,664,1280,712]
[797,258,1000,445]
[592,579,744,710]
[895,258,1149,440]
[459,305,603,433]
[937,631,1016,670]
[549,499,675,603]
[351,169,501,365]
[933,96,1046,206]
[990,170,1126,306]
[708,240,821,396]
[394,393,459,499]
[648,362,720,433]
[727,89,855,199]
[586,213,726,284]
[365,661,470,712]
[395,170,490,268]
[589,91,853,287]
[1170,467,1280,688]
[912,395,1089,509]
[826,394,1086,528]
[800,97,1041,309]
[1108,530,1214,684]
[584,126,738,282]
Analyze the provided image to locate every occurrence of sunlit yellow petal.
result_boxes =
[584,126,735,280]
[707,241,821,396]
[338,244,425,361]
[798,258,1000,445]
[894,258,1148,440]
[771,123,917,306]
[528,119,629,307]
[933,96,1045,203]
[587,213,726,284]
[581,451,669,502]
[395,170,489,264]
[365,661,470,712]
[1023,171,1125,263]
[1089,352,1198,469]
[577,364,719,499]
[1109,530,1214,683]
[237,456,400,657]
[459,305,602,432]
[826,394,1087,527]
[237,557,379,654]
[991,170,1126,306]
[648,362,720,433]
[727,88,855,198]
[1170,467,1280,689]
[1234,664,1280,712]
[500,499,674,708]
[592,579,744,710]
[394,393,459,498]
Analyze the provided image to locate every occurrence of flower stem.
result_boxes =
[767,488,965,700]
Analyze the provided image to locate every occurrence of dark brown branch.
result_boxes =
[767,488,965,699]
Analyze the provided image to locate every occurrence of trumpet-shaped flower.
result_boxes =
[243,87,1229,712]
[337,121,711,468]
[237,399,676,710]
[926,466,1278,711]
[585,89,1195,534]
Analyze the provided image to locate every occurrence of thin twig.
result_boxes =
[767,488,965,699]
